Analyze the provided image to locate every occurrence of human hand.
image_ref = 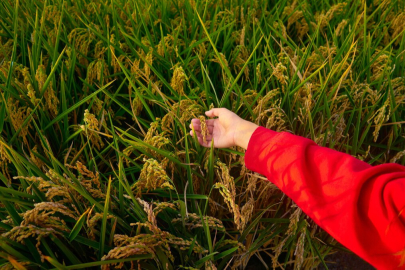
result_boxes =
[189,108,259,149]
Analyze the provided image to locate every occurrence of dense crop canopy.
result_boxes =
[0,0,404,268]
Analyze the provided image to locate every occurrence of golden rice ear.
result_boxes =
[83,109,104,150]
[0,139,11,184]
[336,19,348,36]
[390,12,405,46]
[171,212,225,232]
[272,62,288,86]
[170,65,187,95]
[390,149,405,163]
[132,158,174,197]
[0,202,78,262]
[3,224,64,263]
[144,49,153,80]
[87,212,115,240]
[198,115,208,144]
[370,97,391,142]
[7,97,33,145]
[294,225,307,270]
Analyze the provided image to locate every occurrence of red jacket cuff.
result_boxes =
[245,126,279,176]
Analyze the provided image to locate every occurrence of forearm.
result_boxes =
[245,127,405,269]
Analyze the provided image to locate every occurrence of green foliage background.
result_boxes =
[0,0,404,269]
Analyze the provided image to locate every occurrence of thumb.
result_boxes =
[205,108,220,118]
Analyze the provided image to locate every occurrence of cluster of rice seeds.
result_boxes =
[99,199,212,268]
[66,162,106,199]
[272,204,303,269]
[171,212,225,231]
[101,234,161,269]
[170,65,187,95]
[2,224,63,262]
[36,64,59,116]
[198,115,208,144]
[21,202,78,232]
[132,158,175,197]
[0,139,11,183]
[87,212,115,240]
[213,160,256,232]
[82,109,105,150]
[6,97,33,145]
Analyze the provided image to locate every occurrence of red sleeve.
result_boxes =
[245,126,405,269]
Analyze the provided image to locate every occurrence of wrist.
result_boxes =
[234,120,259,150]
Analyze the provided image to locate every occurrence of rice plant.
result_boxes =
[0,0,404,269]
